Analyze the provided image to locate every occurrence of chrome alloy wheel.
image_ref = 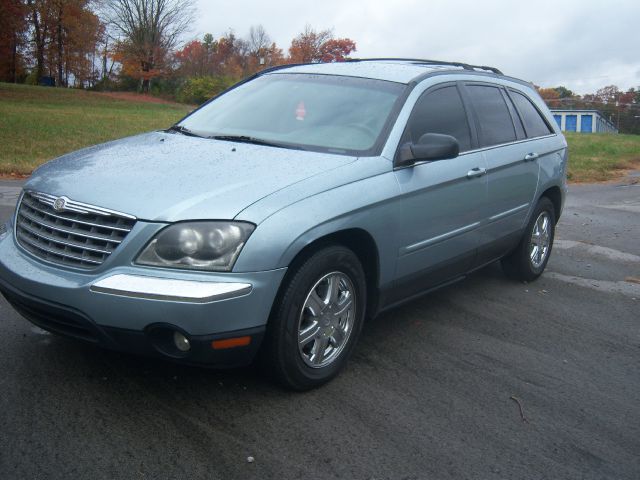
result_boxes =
[530,211,551,269]
[297,271,356,368]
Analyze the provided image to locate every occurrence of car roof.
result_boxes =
[266,59,507,85]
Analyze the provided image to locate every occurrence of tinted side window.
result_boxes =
[503,91,526,139]
[510,91,553,138]
[467,85,516,147]
[408,86,472,152]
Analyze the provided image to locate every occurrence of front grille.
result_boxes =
[15,191,136,269]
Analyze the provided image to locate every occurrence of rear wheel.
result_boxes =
[502,197,556,282]
[263,245,366,390]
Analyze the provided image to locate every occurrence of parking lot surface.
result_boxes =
[0,178,638,479]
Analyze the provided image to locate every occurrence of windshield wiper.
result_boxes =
[210,134,295,149]
[167,125,204,138]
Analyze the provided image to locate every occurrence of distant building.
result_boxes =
[550,109,618,134]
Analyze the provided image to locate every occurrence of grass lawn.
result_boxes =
[564,132,640,183]
[0,83,191,175]
[0,83,638,181]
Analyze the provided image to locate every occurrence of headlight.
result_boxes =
[135,221,255,272]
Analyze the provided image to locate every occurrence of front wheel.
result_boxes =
[502,197,556,282]
[263,245,366,390]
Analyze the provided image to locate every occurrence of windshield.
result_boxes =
[177,73,405,155]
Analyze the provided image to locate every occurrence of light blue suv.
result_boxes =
[0,59,567,389]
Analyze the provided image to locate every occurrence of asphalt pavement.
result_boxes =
[0,178,638,480]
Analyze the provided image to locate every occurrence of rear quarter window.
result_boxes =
[509,90,554,138]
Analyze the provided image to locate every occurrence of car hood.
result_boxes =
[26,132,358,222]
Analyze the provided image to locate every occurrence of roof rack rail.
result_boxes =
[346,58,503,75]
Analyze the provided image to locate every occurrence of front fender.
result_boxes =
[233,169,402,289]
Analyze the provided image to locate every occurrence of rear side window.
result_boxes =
[503,92,526,139]
[509,91,554,138]
[466,85,516,147]
[408,85,472,152]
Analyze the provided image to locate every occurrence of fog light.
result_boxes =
[173,331,191,352]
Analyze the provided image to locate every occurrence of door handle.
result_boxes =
[524,153,539,162]
[466,167,487,179]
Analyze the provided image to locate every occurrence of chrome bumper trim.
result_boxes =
[90,274,252,303]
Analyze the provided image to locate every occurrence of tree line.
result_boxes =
[1,0,638,133]
[537,85,640,135]
[0,0,356,101]
[0,0,102,86]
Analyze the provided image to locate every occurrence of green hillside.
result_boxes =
[0,83,637,181]
[0,83,190,175]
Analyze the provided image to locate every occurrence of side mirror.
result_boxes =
[396,133,460,167]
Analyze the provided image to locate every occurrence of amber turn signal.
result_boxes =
[211,336,251,350]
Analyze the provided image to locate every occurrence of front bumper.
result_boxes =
[0,230,286,366]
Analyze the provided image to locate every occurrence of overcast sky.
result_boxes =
[192,0,639,95]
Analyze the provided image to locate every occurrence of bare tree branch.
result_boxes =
[103,0,194,91]
[247,25,271,57]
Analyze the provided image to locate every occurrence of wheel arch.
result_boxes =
[539,185,563,223]
[271,228,381,321]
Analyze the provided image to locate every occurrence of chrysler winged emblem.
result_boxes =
[52,196,67,212]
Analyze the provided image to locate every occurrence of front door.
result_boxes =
[390,84,487,303]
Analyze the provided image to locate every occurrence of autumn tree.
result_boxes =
[0,0,27,82]
[289,25,356,63]
[319,38,357,62]
[618,89,636,107]
[537,87,561,108]
[247,25,271,57]
[25,0,52,81]
[174,27,286,81]
[21,0,103,86]
[174,39,209,77]
[61,2,103,86]
[553,86,574,99]
[289,25,331,63]
[595,85,621,104]
[47,0,102,87]
[105,0,195,93]
[220,32,249,76]
[255,42,284,69]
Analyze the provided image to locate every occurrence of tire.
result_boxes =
[502,197,556,282]
[262,245,367,391]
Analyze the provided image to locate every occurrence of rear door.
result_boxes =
[390,83,487,302]
[461,83,542,265]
